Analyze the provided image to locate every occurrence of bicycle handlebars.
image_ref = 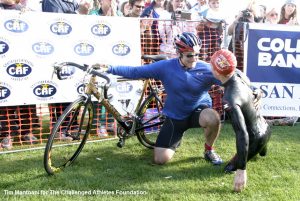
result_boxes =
[53,62,111,86]
[53,54,168,85]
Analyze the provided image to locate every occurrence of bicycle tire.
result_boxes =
[44,96,93,175]
[136,93,164,149]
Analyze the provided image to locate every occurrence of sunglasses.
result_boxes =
[185,53,200,58]
[134,5,145,9]
[270,13,278,17]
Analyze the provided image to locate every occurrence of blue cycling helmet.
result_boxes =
[174,32,202,53]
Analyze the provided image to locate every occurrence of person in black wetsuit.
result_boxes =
[210,49,271,192]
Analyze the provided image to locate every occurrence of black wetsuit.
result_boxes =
[223,71,271,173]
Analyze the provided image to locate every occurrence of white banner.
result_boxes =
[244,23,300,117]
[0,10,143,114]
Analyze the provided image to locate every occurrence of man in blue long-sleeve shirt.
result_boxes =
[104,32,223,165]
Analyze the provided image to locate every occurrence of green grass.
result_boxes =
[0,122,299,201]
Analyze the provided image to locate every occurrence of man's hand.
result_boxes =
[92,64,109,73]
[78,1,91,15]
[234,169,247,192]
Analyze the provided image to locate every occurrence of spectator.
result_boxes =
[141,0,169,55]
[89,0,123,16]
[195,0,225,62]
[226,0,265,69]
[126,0,145,17]
[42,0,79,13]
[258,4,267,23]
[189,0,208,17]
[200,0,223,19]
[161,0,197,54]
[166,0,191,20]
[210,49,271,192]
[124,0,154,57]
[265,7,279,24]
[227,1,265,36]
[0,0,22,10]
[265,0,299,126]
[278,0,298,25]
[166,0,190,13]
[120,0,130,16]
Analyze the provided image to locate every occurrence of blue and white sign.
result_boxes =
[245,23,300,117]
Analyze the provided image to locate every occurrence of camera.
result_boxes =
[241,9,252,18]
[174,10,192,20]
[238,9,253,22]
[175,10,182,15]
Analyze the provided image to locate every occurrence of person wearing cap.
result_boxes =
[210,49,272,192]
[97,32,224,166]
[278,0,298,25]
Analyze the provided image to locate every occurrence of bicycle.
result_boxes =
[44,55,167,175]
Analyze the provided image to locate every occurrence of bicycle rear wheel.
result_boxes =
[136,93,164,149]
[44,96,93,175]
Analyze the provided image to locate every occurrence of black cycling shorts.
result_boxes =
[155,105,209,150]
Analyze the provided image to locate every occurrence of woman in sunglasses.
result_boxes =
[98,32,224,166]
[125,0,145,17]
[265,8,279,24]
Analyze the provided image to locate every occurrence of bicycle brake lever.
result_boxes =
[52,62,64,80]
[51,62,59,80]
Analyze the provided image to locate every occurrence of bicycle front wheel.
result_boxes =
[136,93,164,149]
[44,96,94,175]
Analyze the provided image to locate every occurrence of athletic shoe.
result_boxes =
[285,116,298,126]
[60,134,73,141]
[55,129,73,141]
[270,116,298,126]
[97,126,108,137]
[1,137,13,149]
[21,134,39,144]
[204,150,223,165]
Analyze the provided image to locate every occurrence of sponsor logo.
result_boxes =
[4,19,29,33]
[31,81,58,101]
[50,21,72,35]
[91,23,111,37]
[112,43,131,56]
[257,38,300,68]
[0,39,9,56]
[4,60,33,81]
[116,82,133,93]
[32,42,54,55]
[74,43,94,56]
[57,65,76,79]
[0,82,12,103]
